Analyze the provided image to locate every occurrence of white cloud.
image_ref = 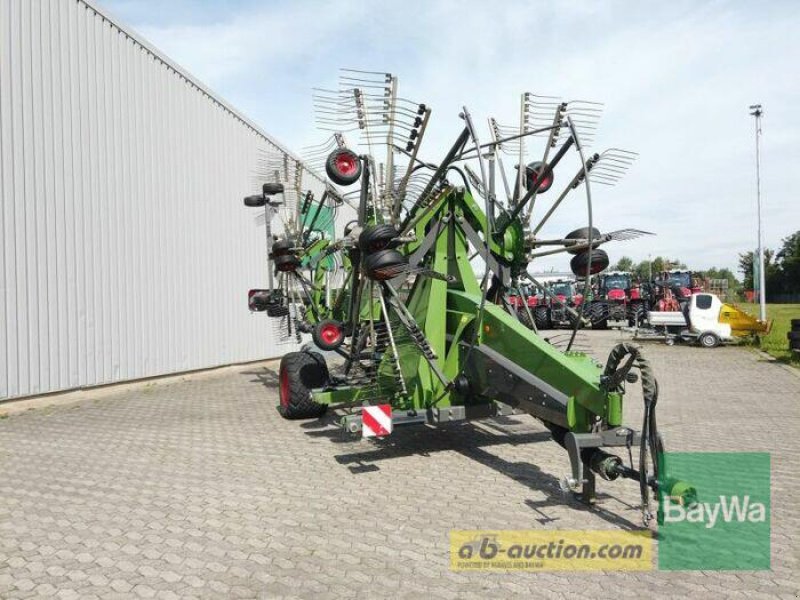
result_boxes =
[102,0,800,275]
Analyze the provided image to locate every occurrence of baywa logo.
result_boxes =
[658,452,771,571]
[662,494,767,529]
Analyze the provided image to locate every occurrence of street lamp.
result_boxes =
[749,104,766,322]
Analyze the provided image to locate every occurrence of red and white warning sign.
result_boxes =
[361,404,393,438]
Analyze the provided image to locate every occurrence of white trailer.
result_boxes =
[637,293,733,348]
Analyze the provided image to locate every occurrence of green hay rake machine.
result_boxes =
[243,70,693,524]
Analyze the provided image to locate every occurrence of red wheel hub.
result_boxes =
[533,170,553,190]
[279,368,290,408]
[319,323,342,345]
[334,153,357,176]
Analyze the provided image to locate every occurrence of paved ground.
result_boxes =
[1,330,799,599]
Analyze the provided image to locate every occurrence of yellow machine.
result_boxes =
[719,303,772,337]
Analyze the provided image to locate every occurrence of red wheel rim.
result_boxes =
[319,323,342,345]
[334,153,358,176]
[528,163,553,192]
[279,368,290,408]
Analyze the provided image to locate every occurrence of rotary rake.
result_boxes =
[242,70,692,523]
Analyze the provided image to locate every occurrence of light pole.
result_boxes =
[749,104,766,322]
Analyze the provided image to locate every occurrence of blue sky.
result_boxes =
[99,0,799,274]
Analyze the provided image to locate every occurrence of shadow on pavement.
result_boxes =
[242,362,644,530]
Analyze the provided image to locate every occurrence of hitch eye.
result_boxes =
[526,161,554,193]
[326,148,362,186]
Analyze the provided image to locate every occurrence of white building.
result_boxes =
[0,0,337,399]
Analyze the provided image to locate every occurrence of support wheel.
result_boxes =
[278,352,329,419]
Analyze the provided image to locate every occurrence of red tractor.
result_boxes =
[588,271,646,329]
[533,279,585,329]
[507,283,540,326]
[508,280,585,330]
[647,270,701,313]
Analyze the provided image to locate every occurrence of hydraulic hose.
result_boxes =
[602,343,662,520]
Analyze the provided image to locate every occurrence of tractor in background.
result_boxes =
[644,269,701,315]
[588,271,646,329]
[534,278,585,329]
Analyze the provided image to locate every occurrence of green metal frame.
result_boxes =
[311,185,617,436]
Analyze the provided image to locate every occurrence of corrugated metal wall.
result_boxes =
[0,0,332,399]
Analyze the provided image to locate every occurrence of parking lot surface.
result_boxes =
[1,330,799,599]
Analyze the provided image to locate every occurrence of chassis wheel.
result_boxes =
[698,331,720,348]
[278,352,329,419]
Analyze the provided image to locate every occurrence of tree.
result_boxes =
[611,256,634,272]
[775,230,800,294]
[739,249,776,291]
[629,257,687,282]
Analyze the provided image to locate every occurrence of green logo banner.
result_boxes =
[658,452,770,570]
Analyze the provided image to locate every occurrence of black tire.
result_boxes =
[517,308,534,330]
[589,302,609,329]
[278,352,329,419]
[364,249,408,281]
[266,304,290,317]
[262,182,284,196]
[274,254,299,272]
[359,224,399,253]
[570,248,609,276]
[567,310,584,330]
[628,303,645,327]
[565,227,602,255]
[786,331,800,342]
[326,148,362,186]
[791,319,800,332]
[534,306,552,330]
[271,239,294,257]
[525,161,554,193]
[698,332,720,348]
